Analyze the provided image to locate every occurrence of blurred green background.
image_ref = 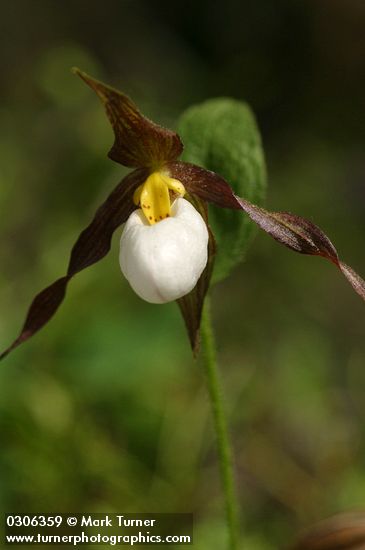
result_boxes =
[1,1,365,548]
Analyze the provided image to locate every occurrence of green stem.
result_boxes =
[200,297,240,549]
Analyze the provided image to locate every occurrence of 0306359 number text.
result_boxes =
[6,516,63,528]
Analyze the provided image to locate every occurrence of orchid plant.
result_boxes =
[1,69,364,549]
[1,69,364,359]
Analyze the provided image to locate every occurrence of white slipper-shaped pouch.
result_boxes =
[120,198,209,303]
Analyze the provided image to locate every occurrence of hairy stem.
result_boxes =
[200,297,240,549]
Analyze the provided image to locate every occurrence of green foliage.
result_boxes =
[178,98,267,283]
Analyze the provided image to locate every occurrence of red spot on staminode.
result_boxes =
[149,216,152,220]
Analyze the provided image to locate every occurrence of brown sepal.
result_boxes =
[177,195,216,354]
[0,169,147,360]
[291,511,365,549]
[168,161,365,302]
[73,68,183,169]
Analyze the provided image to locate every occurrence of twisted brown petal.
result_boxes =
[73,68,183,169]
[168,161,365,302]
[0,169,147,360]
[168,161,240,210]
[292,511,365,549]
[177,195,216,353]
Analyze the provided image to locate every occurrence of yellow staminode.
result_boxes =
[133,171,186,225]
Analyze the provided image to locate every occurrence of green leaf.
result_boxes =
[177,98,267,283]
